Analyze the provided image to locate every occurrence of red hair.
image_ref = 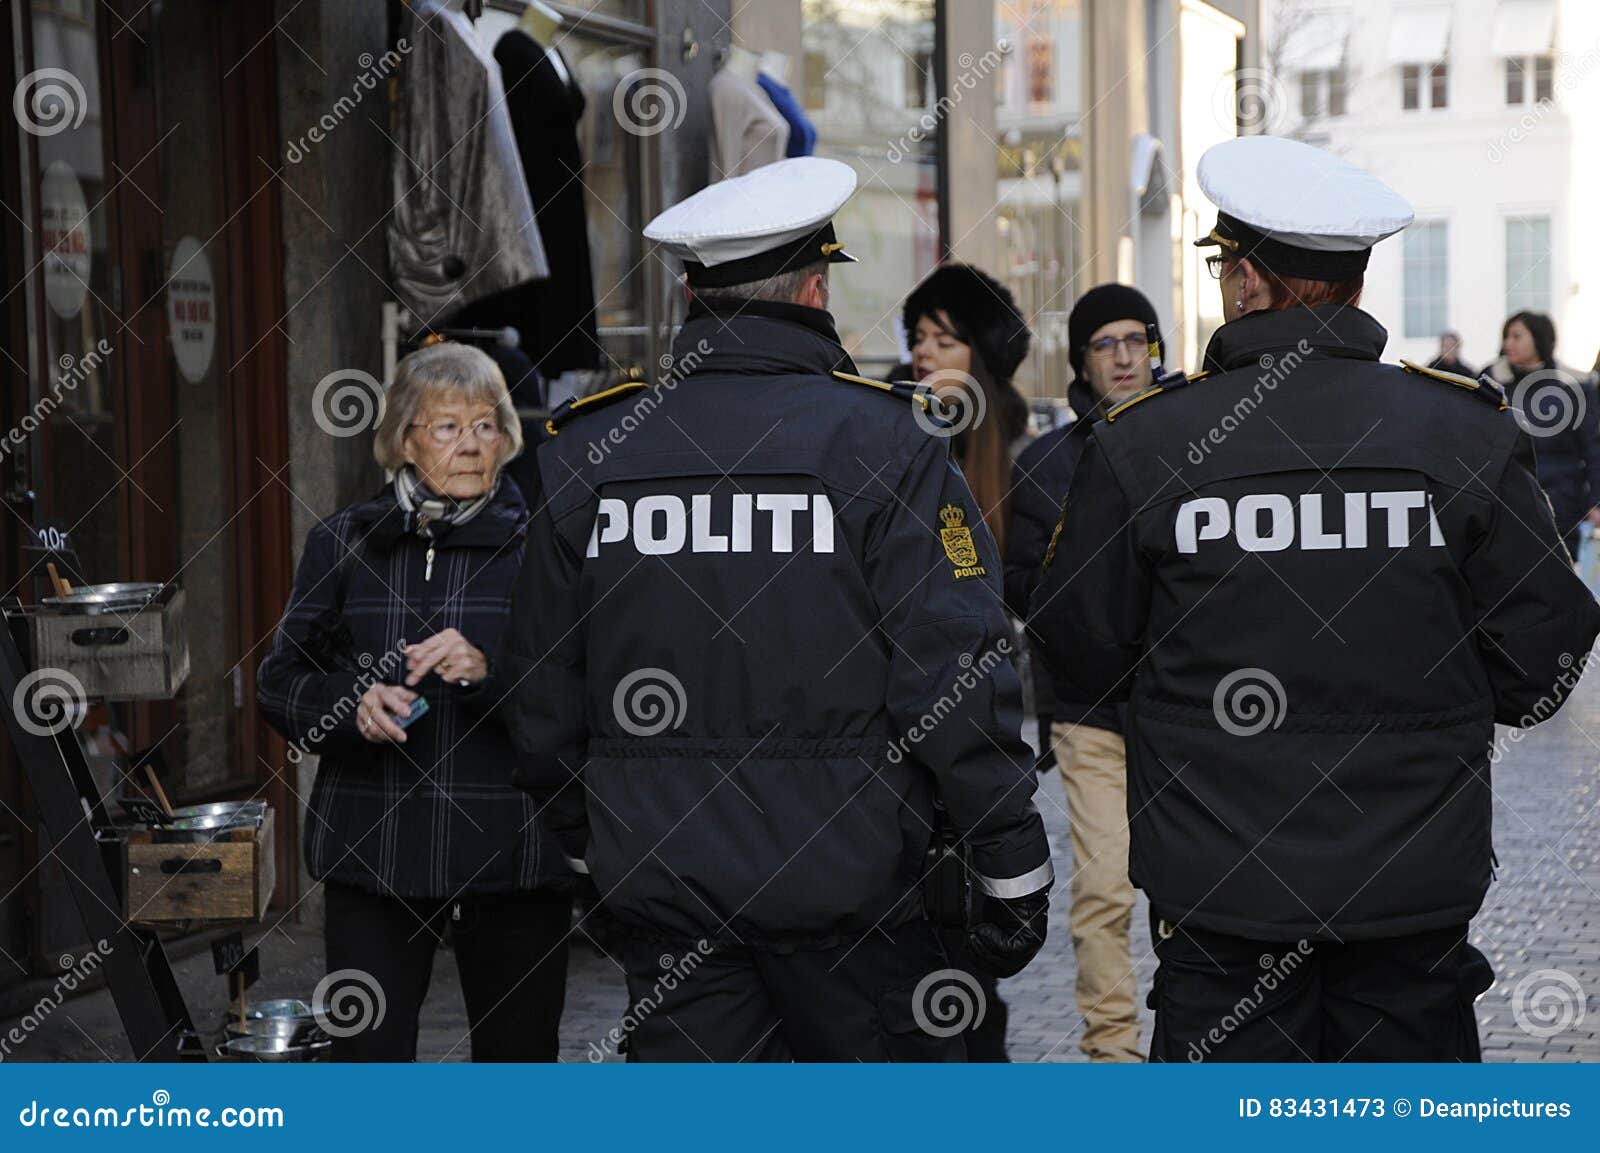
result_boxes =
[1253,263,1364,310]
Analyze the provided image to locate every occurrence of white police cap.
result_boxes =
[644,157,858,289]
[1194,136,1414,280]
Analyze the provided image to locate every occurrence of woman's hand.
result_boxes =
[404,628,488,686]
[356,683,417,744]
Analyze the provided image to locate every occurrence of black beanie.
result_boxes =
[1068,283,1163,381]
[902,263,1032,384]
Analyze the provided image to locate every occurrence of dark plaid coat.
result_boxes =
[258,480,565,899]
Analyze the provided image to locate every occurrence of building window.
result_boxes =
[1298,68,1346,119]
[1505,216,1552,313]
[1402,61,1447,110]
[1403,220,1449,339]
[1506,55,1555,105]
[905,47,934,109]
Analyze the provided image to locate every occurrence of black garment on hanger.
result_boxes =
[454,29,601,377]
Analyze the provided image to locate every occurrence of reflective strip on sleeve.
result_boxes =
[976,859,1054,899]
[564,855,590,875]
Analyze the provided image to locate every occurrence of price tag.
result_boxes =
[211,933,261,990]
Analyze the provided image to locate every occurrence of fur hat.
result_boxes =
[902,263,1032,384]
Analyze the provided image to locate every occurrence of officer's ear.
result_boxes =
[796,269,829,311]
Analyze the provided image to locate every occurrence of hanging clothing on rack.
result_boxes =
[388,0,548,325]
[453,26,602,377]
[709,65,790,180]
[757,71,816,158]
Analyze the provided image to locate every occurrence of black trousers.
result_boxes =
[1148,912,1493,1062]
[614,920,968,1062]
[323,881,572,1061]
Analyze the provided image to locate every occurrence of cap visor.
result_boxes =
[827,248,858,264]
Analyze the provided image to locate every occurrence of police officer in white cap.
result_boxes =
[1029,137,1600,1061]
[502,157,1052,1061]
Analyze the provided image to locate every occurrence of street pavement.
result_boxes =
[4,666,1597,1063]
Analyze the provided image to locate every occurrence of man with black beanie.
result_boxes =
[1004,282,1163,1062]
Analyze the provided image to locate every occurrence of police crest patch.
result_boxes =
[939,503,987,580]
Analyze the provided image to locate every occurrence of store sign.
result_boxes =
[166,236,215,383]
[40,161,90,320]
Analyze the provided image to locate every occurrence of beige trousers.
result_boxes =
[1052,721,1142,1062]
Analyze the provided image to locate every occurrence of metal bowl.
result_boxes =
[168,811,261,832]
[171,801,267,822]
[217,1034,332,1062]
[223,999,324,1044]
[41,582,164,614]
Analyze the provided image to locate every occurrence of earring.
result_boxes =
[1234,297,1243,312]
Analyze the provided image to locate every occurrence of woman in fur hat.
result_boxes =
[902,263,1033,554]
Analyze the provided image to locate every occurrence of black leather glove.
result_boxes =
[966,889,1050,978]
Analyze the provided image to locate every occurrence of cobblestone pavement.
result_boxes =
[4,672,1596,1063]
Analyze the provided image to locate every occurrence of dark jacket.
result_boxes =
[501,298,1052,946]
[1030,305,1600,942]
[1006,378,1123,735]
[452,30,600,376]
[258,480,562,899]
[1486,356,1600,541]
[1427,354,1476,379]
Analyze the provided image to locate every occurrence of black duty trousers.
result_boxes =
[614,919,970,1062]
[323,881,572,1062]
[1148,912,1493,1062]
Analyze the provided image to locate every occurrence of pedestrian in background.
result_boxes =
[1031,136,1600,1061]
[1006,283,1164,1063]
[259,342,572,1062]
[904,263,1032,554]
[1427,329,1475,378]
[1487,310,1600,555]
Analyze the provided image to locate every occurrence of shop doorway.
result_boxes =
[0,0,293,979]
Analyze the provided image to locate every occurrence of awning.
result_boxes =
[1491,0,1556,57]
[1283,8,1351,70]
[1387,4,1452,64]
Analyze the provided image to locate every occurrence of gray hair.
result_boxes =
[373,342,523,472]
[695,261,827,308]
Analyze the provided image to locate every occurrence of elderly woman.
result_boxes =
[259,342,570,1062]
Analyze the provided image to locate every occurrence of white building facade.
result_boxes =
[1263,0,1600,373]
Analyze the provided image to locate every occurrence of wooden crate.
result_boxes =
[123,810,276,926]
[31,586,189,701]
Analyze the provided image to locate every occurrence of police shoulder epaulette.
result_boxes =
[1399,360,1508,411]
[831,369,932,412]
[1104,368,1209,423]
[545,380,651,435]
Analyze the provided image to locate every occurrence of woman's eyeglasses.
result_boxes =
[1205,254,1228,280]
[407,417,503,446]
[1086,333,1151,358]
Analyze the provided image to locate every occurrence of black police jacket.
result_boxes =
[1029,304,1600,942]
[502,298,1052,946]
[1006,378,1124,735]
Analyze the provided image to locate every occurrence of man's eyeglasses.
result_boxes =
[1086,332,1151,358]
[407,417,504,446]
